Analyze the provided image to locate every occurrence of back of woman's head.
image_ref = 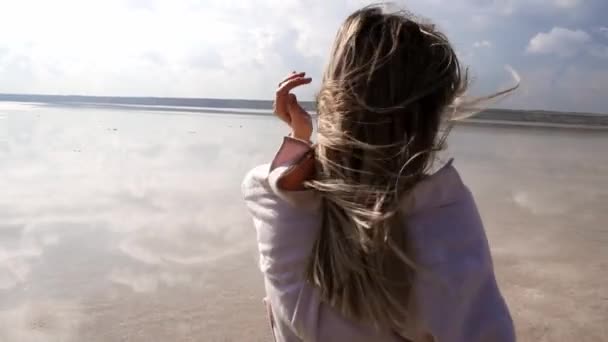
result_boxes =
[305,4,468,334]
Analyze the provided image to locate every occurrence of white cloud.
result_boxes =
[526,27,591,57]
[0,0,374,99]
[599,27,608,38]
[516,0,586,11]
[458,0,586,16]
[0,0,605,111]
[0,0,540,98]
[473,40,493,48]
[0,0,495,98]
[501,64,608,113]
[552,0,583,9]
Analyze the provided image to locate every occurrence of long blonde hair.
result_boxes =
[304,4,516,334]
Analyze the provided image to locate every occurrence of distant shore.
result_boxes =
[2,93,607,129]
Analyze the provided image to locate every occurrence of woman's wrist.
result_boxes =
[271,136,315,191]
[289,131,313,145]
[271,135,312,172]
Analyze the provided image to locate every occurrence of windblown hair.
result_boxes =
[304,4,517,335]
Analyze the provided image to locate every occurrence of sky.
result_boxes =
[0,0,607,113]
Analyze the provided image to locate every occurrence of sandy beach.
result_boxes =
[0,102,607,341]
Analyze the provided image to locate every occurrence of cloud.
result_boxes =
[125,0,157,10]
[526,27,592,57]
[0,0,606,112]
[552,0,583,8]
[599,27,608,38]
[473,40,493,48]
[187,50,223,70]
[502,64,608,113]
[459,0,587,16]
[0,0,360,99]
[140,51,166,66]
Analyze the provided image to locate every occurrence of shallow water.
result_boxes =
[1,103,607,341]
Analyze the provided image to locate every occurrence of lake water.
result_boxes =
[1,102,607,341]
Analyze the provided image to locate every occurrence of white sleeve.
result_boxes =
[242,165,405,342]
[241,163,323,341]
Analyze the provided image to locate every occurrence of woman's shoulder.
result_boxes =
[405,159,491,272]
[403,159,472,216]
[405,162,514,341]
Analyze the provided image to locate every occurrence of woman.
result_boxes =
[242,5,517,341]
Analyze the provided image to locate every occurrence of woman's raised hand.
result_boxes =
[273,71,313,142]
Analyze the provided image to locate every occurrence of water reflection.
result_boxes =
[0,102,607,341]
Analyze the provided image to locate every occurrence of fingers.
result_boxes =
[274,71,311,127]
[276,76,312,96]
[278,71,306,87]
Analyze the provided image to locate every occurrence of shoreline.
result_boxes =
[1,97,607,131]
[457,118,608,131]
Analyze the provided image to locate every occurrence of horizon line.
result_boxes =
[0,92,606,116]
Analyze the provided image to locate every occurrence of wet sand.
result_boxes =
[0,103,607,341]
